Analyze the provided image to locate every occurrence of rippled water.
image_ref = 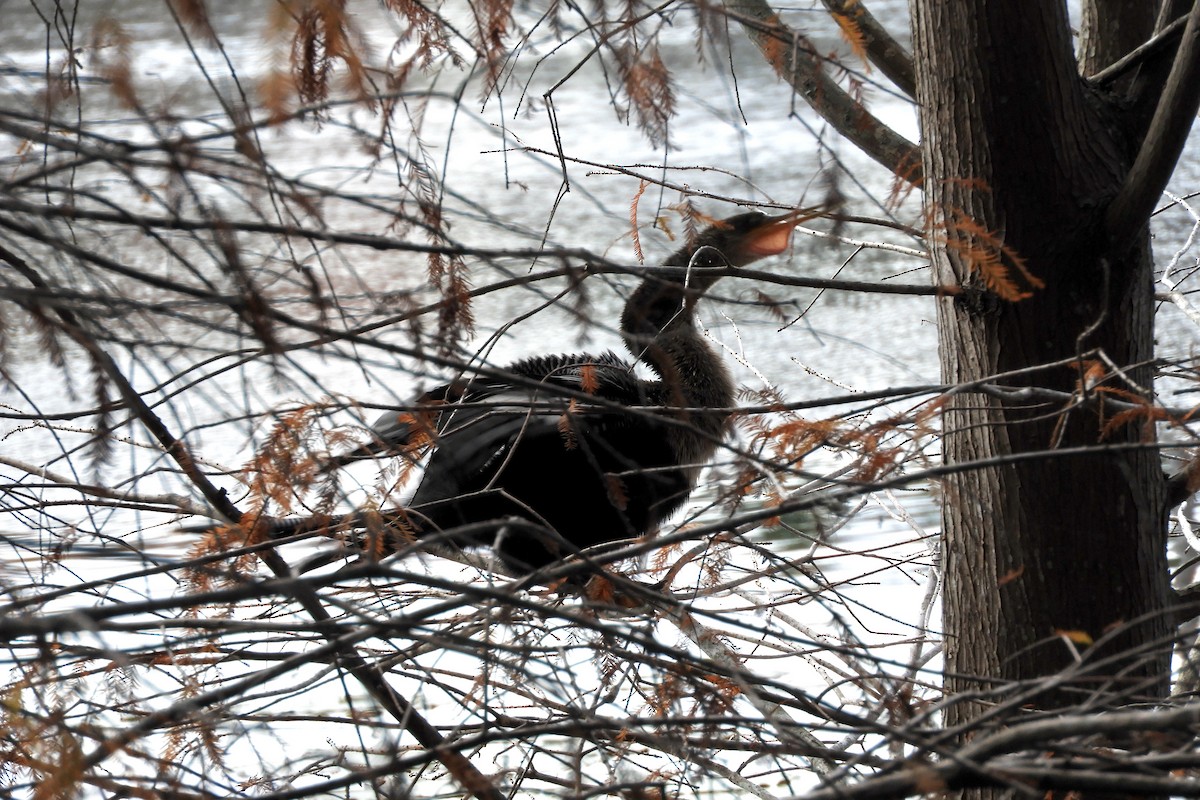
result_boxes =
[2,0,1197,617]
[0,3,1198,795]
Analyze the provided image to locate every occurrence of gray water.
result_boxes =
[1,2,1198,797]
[0,0,947,537]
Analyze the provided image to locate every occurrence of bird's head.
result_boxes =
[621,207,814,343]
[669,210,807,270]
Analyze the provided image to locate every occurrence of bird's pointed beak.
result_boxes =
[742,206,823,257]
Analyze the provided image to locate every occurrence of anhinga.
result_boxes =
[349,210,804,574]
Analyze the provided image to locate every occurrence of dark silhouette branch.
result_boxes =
[819,0,916,97]
[726,0,922,183]
[1088,11,1191,86]
[1105,0,1200,250]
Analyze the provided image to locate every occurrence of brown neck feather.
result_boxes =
[620,278,735,470]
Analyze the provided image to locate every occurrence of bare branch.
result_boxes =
[819,0,916,97]
[1088,11,1191,86]
[1105,1,1200,250]
[726,0,922,183]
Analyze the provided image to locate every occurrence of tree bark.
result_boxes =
[909,0,1173,736]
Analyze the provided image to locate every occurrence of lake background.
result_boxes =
[0,0,955,546]
[1,1,1199,796]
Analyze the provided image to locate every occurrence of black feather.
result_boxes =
[345,210,801,573]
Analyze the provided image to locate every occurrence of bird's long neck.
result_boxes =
[615,210,805,468]
[620,278,735,447]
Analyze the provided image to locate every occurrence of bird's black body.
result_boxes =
[357,210,803,573]
[400,351,690,571]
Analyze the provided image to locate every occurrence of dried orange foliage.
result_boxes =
[740,389,944,513]
[259,67,295,125]
[434,257,476,358]
[89,18,137,110]
[558,399,580,450]
[172,0,218,44]
[407,151,474,357]
[392,408,439,452]
[582,574,642,609]
[469,0,513,97]
[186,520,262,589]
[753,289,791,323]
[1095,386,1172,441]
[831,4,870,68]
[619,44,675,149]
[605,473,630,511]
[848,425,907,483]
[357,508,418,560]
[760,491,784,527]
[913,394,949,434]
[650,539,684,573]
[657,203,730,254]
[1172,451,1200,500]
[1,676,88,800]
[886,150,925,210]
[579,364,600,394]
[1072,358,1108,392]
[750,416,841,468]
[704,673,743,706]
[1063,361,1174,441]
[292,0,372,107]
[186,404,338,584]
[243,405,329,515]
[256,0,401,126]
[163,702,227,780]
[257,0,465,123]
[1055,629,1095,647]
[939,207,1044,300]
[585,574,618,605]
[646,658,741,723]
[149,642,221,667]
[630,180,650,263]
[649,672,679,717]
[668,199,705,245]
[386,0,461,70]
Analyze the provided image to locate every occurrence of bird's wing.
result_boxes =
[325,383,462,468]
[409,354,650,499]
[340,353,643,470]
[367,382,459,449]
[500,351,645,403]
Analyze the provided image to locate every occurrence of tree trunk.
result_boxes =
[909,0,1173,733]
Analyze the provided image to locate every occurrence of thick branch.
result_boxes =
[819,0,916,97]
[725,0,922,184]
[1087,12,1190,86]
[1105,0,1200,250]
